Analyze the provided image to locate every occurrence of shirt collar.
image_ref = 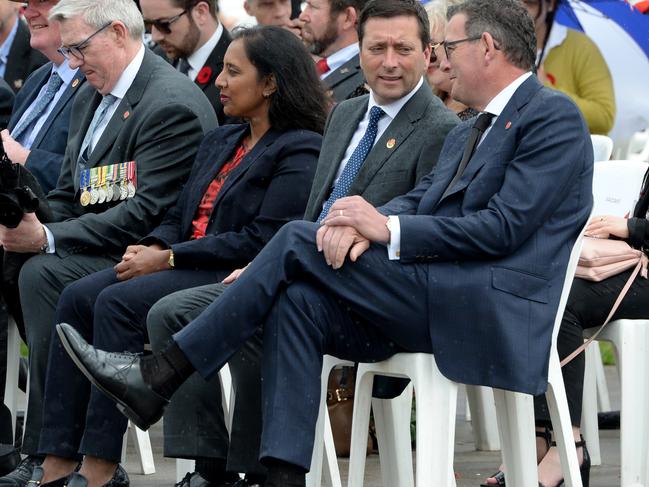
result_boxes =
[187,23,223,74]
[110,44,145,100]
[323,43,360,76]
[0,16,19,62]
[483,72,532,118]
[367,77,423,121]
[52,58,78,86]
[538,23,568,65]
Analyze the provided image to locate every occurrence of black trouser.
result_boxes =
[534,269,649,426]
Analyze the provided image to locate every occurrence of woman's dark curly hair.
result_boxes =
[232,25,328,134]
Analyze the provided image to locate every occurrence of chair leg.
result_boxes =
[465,385,501,451]
[347,368,375,487]
[131,424,156,475]
[592,342,612,412]
[493,389,538,487]
[608,322,649,487]
[412,357,457,487]
[5,318,21,439]
[372,384,414,487]
[581,345,601,466]
[546,353,582,487]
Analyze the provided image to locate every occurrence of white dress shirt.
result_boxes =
[321,43,360,80]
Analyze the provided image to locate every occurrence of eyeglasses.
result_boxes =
[58,22,112,61]
[143,10,188,35]
[430,41,443,64]
[442,35,482,59]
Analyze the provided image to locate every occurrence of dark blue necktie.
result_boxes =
[12,72,63,143]
[318,106,385,222]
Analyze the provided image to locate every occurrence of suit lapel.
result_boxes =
[32,70,85,148]
[87,50,156,166]
[323,54,361,91]
[197,29,230,93]
[435,75,543,203]
[350,84,432,193]
[184,126,247,222]
[7,66,49,132]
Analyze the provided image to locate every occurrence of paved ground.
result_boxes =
[121,367,621,486]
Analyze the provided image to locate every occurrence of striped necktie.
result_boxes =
[12,72,64,143]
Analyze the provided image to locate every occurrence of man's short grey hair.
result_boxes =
[50,0,144,40]
[448,0,536,71]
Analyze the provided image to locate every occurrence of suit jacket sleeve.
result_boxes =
[169,132,320,269]
[0,79,14,131]
[46,101,207,254]
[396,94,590,263]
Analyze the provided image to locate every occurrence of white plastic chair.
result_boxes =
[4,317,22,440]
[306,355,349,487]
[175,365,234,482]
[347,222,588,486]
[583,320,649,486]
[465,385,501,451]
[591,134,614,162]
[121,421,155,474]
[625,130,649,162]
[580,159,649,468]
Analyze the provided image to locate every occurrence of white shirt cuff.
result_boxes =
[386,215,401,260]
[43,225,55,254]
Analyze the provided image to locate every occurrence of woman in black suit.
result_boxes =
[485,168,649,487]
[30,26,327,487]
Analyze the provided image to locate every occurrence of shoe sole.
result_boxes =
[56,325,152,431]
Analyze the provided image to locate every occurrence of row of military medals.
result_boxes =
[80,161,136,207]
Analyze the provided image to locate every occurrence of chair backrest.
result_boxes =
[592,159,649,216]
[549,218,590,348]
[591,134,614,162]
[625,130,649,162]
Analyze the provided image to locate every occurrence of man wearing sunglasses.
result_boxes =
[0,0,217,486]
[142,0,231,125]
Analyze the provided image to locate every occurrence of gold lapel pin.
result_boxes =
[386,138,396,149]
[72,78,80,88]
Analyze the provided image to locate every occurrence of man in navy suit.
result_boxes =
[58,0,593,485]
[1,0,85,193]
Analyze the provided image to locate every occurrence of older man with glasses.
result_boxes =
[0,0,217,486]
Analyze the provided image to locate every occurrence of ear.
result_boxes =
[263,73,277,98]
[340,6,358,30]
[481,31,500,62]
[243,0,252,16]
[193,1,212,24]
[110,21,129,45]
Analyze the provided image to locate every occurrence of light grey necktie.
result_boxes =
[12,72,64,143]
[177,58,190,76]
[78,94,118,163]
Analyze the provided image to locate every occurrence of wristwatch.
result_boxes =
[167,249,175,269]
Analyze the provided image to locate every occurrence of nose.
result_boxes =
[382,47,398,69]
[215,68,226,89]
[68,55,83,70]
[439,55,451,72]
[151,26,164,43]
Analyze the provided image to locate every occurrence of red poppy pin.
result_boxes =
[196,66,212,84]
[505,121,512,129]
[546,72,556,86]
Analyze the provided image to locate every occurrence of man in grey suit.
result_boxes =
[299,0,366,104]
[0,0,217,484]
[146,0,458,483]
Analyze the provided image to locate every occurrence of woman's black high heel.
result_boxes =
[479,427,552,487]
[539,436,591,487]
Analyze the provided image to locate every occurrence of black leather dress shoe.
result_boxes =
[598,410,620,430]
[0,455,43,486]
[230,479,263,487]
[56,323,168,431]
[175,471,212,486]
[65,464,129,487]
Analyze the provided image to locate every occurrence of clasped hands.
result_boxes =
[316,196,389,269]
[115,244,171,281]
